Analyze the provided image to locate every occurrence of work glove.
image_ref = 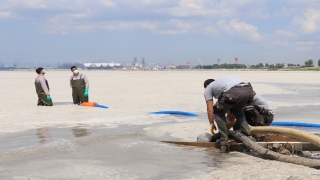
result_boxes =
[84,87,89,97]
[210,123,216,135]
[46,94,51,100]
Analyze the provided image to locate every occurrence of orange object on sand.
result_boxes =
[82,102,97,107]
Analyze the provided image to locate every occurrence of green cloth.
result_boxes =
[35,80,53,106]
[71,75,89,104]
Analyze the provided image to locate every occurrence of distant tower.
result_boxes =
[234,57,238,64]
[217,58,220,65]
[133,57,137,66]
[141,57,145,67]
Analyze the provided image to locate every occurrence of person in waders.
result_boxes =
[35,67,53,106]
[70,66,89,105]
[203,77,255,152]
[228,95,275,127]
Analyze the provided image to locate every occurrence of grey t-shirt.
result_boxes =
[35,75,48,91]
[252,95,274,113]
[204,76,247,101]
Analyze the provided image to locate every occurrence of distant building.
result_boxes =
[217,58,220,65]
[234,57,238,64]
[141,57,145,67]
[133,57,137,66]
[169,63,176,69]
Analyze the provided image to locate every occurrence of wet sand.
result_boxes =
[0,70,320,179]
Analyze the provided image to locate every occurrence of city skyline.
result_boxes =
[0,1,320,66]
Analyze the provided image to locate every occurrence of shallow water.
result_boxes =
[261,82,320,105]
[0,123,231,179]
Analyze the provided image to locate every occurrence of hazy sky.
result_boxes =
[0,0,320,66]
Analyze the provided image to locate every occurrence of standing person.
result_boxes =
[35,67,53,106]
[204,76,255,152]
[70,66,89,105]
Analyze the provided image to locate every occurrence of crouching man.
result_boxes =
[204,77,255,152]
[236,95,274,126]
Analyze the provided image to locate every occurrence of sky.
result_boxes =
[0,0,320,67]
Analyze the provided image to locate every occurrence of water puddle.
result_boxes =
[0,124,230,179]
[0,114,199,151]
[0,125,103,151]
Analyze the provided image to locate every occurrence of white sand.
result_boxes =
[1,70,320,179]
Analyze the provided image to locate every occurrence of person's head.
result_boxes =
[204,79,215,88]
[71,66,79,75]
[36,67,45,75]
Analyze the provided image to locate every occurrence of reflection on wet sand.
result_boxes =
[36,128,52,144]
[71,126,91,138]
[35,126,92,145]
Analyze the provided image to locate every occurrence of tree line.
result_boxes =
[195,59,320,69]
[196,63,247,69]
[304,59,320,67]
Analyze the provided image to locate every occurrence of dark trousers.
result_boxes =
[72,87,88,104]
[214,86,255,141]
[37,94,53,106]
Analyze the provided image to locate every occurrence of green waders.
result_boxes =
[71,75,88,104]
[35,80,53,106]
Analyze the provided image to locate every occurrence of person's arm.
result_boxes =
[39,77,49,95]
[206,100,214,124]
[82,74,89,97]
[83,74,89,87]
[207,100,217,134]
[70,77,72,88]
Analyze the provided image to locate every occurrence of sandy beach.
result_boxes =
[1,70,320,179]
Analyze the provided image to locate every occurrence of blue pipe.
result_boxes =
[94,104,109,109]
[271,122,320,128]
[150,110,198,117]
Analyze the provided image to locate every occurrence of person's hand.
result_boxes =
[210,123,216,135]
[46,94,51,100]
[84,88,89,97]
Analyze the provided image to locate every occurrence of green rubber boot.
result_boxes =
[239,121,251,136]
[215,120,229,142]
[216,120,230,152]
